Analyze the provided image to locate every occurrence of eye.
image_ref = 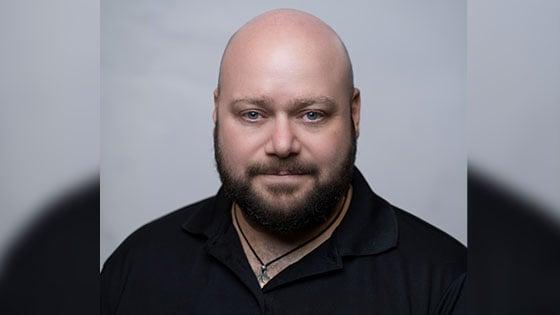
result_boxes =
[241,110,263,121]
[302,111,324,122]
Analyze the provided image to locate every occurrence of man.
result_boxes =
[101,9,466,314]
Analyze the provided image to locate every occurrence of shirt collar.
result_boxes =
[181,167,398,256]
[333,167,398,256]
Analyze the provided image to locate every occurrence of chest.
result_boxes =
[115,253,427,315]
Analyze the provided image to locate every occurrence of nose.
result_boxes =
[264,116,300,158]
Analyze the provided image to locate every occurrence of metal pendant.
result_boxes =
[257,265,270,283]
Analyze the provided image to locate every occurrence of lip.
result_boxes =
[262,173,306,177]
[274,171,303,176]
[259,173,308,184]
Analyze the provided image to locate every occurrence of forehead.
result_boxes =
[218,28,350,103]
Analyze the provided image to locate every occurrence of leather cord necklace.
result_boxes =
[234,192,348,284]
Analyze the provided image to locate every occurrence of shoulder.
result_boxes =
[392,206,466,266]
[102,196,214,269]
[392,205,466,270]
[100,196,217,314]
[393,206,466,260]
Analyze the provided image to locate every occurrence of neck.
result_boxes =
[233,186,352,259]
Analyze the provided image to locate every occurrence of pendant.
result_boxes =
[257,265,270,283]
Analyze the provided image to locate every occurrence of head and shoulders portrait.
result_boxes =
[101,4,466,314]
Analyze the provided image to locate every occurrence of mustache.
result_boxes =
[247,160,319,177]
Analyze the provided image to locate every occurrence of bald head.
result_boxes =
[216,9,354,100]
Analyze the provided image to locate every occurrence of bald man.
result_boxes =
[102,9,466,314]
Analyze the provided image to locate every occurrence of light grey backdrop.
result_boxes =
[0,0,99,265]
[101,0,466,265]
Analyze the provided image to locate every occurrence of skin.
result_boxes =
[213,9,361,285]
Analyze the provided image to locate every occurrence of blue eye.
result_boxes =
[242,111,262,121]
[304,111,323,121]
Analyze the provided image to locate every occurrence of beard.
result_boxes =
[214,120,357,235]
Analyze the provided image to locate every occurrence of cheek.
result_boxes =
[218,118,263,171]
[301,124,351,168]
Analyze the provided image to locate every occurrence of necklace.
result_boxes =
[234,192,348,284]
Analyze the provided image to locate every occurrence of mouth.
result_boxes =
[273,170,305,176]
[258,172,309,184]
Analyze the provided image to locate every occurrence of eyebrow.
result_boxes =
[229,96,274,110]
[229,96,337,111]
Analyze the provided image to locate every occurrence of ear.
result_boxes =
[213,88,219,123]
[351,88,361,138]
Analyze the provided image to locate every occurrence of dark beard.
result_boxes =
[214,120,357,235]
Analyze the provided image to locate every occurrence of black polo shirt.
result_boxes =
[101,168,466,314]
